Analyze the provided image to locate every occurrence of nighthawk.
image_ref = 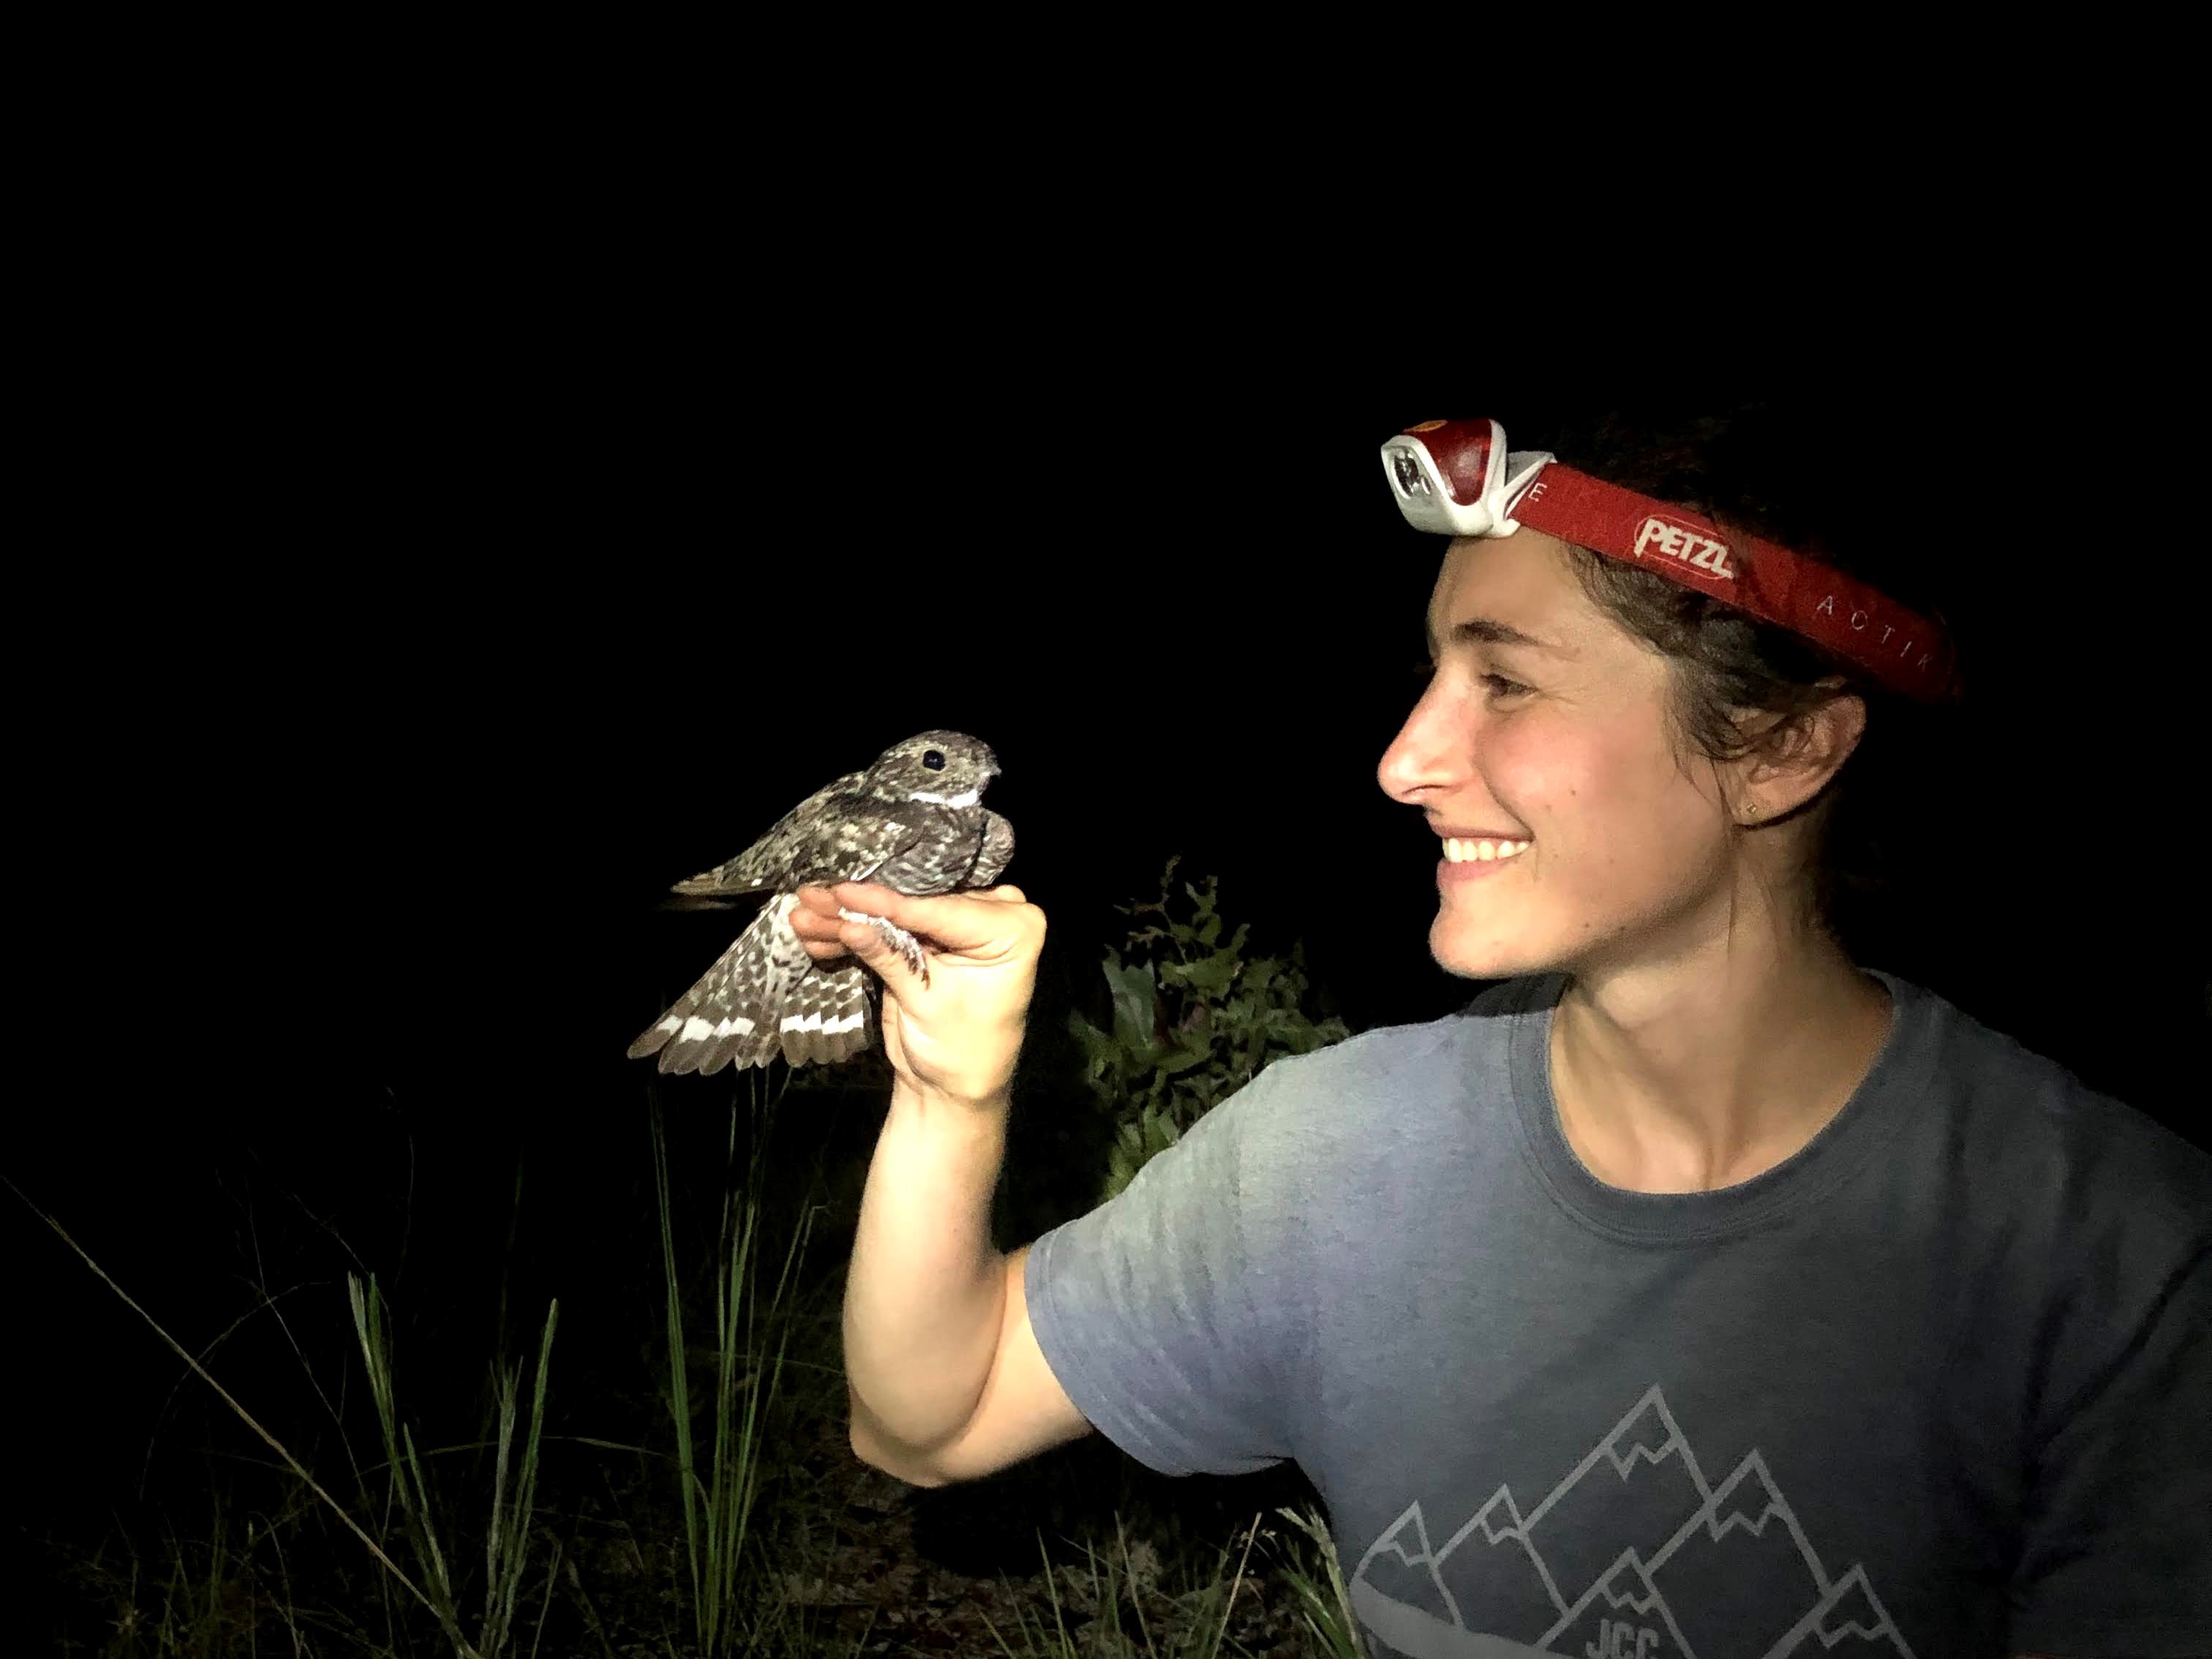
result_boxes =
[628,730,1012,1074]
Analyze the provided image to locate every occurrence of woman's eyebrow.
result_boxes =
[1426,616,1570,657]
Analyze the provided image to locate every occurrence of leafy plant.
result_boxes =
[1068,859,1349,1205]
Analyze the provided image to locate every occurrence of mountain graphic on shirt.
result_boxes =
[1775,1568,1913,1658]
[1513,1389,1704,1610]
[1546,1549,1689,1656]
[1346,1385,1916,1659]
[1640,1454,1814,1655]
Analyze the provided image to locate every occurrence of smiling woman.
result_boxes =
[835,402,2212,1659]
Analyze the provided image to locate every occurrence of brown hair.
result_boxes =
[1535,405,1965,952]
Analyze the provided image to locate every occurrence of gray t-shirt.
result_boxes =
[1026,970,2212,1658]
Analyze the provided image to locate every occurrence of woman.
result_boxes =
[810,407,2211,1658]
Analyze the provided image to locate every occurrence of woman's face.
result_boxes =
[1377,530,1748,982]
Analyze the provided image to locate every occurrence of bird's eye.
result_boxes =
[923,750,946,771]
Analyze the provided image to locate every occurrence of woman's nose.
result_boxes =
[1378,684,1462,805]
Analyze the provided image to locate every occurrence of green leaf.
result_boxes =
[1159,1044,1211,1077]
[1105,960,1160,1055]
[1181,952,1235,998]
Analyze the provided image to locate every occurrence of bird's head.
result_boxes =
[869,730,1000,806]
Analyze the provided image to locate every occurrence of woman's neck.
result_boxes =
[1549,930,1892,1195]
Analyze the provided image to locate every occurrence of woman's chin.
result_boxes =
[1429,919,1526,982]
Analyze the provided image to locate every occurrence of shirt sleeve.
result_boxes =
[1023,1058,1310,1478]
[2007,1205,2212,1653]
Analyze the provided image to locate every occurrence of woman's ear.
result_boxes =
[1733,679,1867,819]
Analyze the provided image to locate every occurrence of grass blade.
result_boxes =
[4,1178,445,1628]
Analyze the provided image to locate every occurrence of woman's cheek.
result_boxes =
[1489,718,1577,817]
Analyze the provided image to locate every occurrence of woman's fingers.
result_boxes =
[791,885,853,959]
[789,881,1039,968]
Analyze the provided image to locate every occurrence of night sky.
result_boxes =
[12,296,2204,1559]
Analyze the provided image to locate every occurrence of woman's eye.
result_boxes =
[923,750,946,770]
[1410,661,1525,700]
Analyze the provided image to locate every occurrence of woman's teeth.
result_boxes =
[1442,837,1530,864]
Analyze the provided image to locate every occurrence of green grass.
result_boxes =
[18,1105,1367,1658]
[653,1080,821,1656]
[347,1271,560,1656]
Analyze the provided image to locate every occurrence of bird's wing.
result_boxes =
[669,770,864,897]
[800,802,929,889]
[628,893,879,1074]
[971,810,1016,887]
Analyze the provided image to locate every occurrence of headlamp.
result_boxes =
[1380,419,1554,538]
[1381,418,1960,703]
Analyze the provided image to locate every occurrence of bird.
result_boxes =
[628,730,1013,1075]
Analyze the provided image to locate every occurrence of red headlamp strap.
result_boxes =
[1511,464,1960,703]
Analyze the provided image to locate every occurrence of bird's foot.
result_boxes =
[838,908,930,986]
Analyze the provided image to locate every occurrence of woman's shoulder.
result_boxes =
[1204,977,1545,1163]
[1245,976,1543,1095]
[1880,971,2211,1241]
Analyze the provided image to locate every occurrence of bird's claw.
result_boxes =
[837,908,930,987]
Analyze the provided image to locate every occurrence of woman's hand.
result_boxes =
[789,882,1045,1109]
